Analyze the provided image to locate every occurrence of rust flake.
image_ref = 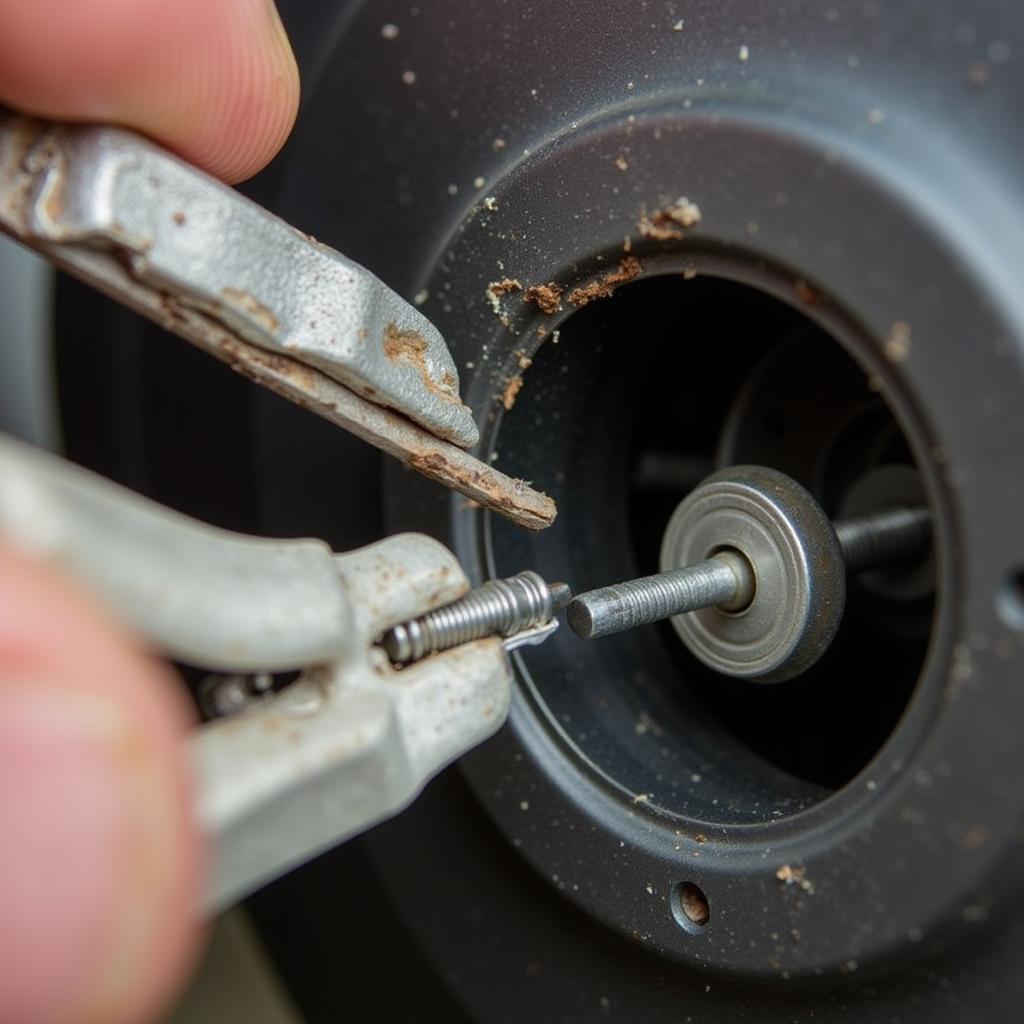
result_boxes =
[383,322,461,404]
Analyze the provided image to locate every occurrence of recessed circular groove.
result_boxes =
[672,882,710,933]
[487,268,938,820]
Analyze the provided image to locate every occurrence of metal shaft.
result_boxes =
[834,506,932,574]
[569,506,931,641]
[566,551,754,640]
[382,571,571,664]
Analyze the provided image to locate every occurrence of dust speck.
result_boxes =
[884,321,912,362]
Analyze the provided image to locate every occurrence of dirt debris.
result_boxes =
[776,864,815,894]
[502,374,524,411]
[568,256,642,307]
[884,321,912,362]
[488,277,522,298]
[638,197,702,241]
[523,281,564,315]
[615,154,629,171]
[514,350,533,370]
[794,279,821,306]
[485,277,522,323]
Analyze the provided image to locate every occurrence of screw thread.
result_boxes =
[382,571,568,663]
[567,555,745,640]
[834,507,932,575]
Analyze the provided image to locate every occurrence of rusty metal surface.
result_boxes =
[0,113,557,531]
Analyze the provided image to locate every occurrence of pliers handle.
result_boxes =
[0,111,556,531]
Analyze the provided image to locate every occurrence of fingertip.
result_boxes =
[0,545,205,1022]
[0,0,301,182]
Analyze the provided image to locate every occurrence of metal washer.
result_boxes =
[659,465,846,682]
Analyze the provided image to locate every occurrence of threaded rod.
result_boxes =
[381,571,571,664]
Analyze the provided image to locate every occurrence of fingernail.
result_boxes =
[0,688,176,1022]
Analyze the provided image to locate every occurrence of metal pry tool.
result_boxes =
[0,436,567,909]
[0,111,556,531]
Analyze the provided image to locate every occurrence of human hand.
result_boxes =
[0,2,300,1021]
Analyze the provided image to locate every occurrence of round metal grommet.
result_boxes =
[659,465,846,682]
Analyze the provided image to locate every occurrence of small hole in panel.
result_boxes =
[673,882,710,932]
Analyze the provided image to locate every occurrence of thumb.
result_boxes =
[0,543,203,1024]
[0,0,300,183]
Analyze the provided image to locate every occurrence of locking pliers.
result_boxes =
[0,436,566,909]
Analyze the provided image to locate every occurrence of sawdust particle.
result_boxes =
[615,155,629,171]
[523,282,564,315]
[568,256,642,307]
[638,197,702,240]
[486,278,522,319]
[884,321,912,362]
[776,864,815,894]
[502,375,524,411]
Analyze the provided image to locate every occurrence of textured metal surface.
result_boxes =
[660,466,847,682]
[566,553,749,640]
[2,114,475,447]
[0,112,556,531]
[194,534,512,910]
[382,570,569,663]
